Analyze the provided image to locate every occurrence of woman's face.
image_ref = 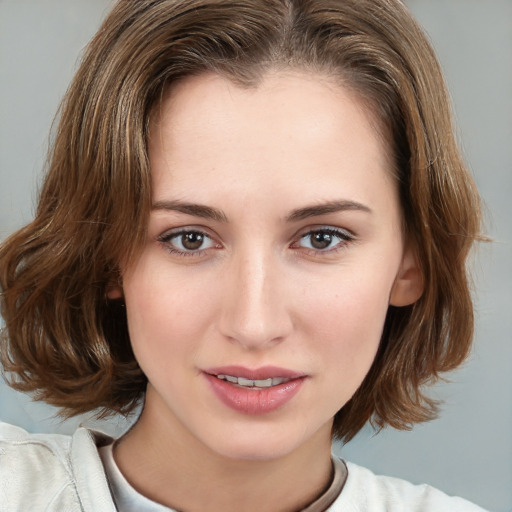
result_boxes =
[117,71,421,461]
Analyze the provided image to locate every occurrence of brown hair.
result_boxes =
[0,0,482,442]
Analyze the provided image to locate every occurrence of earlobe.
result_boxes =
[390,248,424,307]
[106,284,124,300]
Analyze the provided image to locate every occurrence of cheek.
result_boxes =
[301,265,393,331]
[121,260,205,360]
[124,257,213,329]
[298,269,393,377]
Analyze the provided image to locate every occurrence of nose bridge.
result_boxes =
[219,245,290,349]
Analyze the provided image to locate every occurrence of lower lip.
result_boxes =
[204,374,305,415]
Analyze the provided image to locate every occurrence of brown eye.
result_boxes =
[310,231,333,249]
[297,228,353,252]
[181,232,204,250]
[159,229,216,254]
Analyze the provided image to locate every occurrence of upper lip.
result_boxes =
[204,365,305,380]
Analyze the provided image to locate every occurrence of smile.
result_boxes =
[204,366,306,414]
[216,375,291,388]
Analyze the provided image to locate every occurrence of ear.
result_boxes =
[106,282,124,300]
[390,246,424,307]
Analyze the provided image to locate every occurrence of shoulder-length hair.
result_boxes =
[0,0,482,442]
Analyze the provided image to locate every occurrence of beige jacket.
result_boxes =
[0,422,488,512]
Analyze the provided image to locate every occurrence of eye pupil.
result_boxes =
[311,231,332,249]
[182,232,204,250]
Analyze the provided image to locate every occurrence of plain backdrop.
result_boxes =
[1,1,511,511]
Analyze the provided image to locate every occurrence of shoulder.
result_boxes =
[0,422,81,510]
[329,459,488,512]
[0,420,74,462]
[0,422,115,512]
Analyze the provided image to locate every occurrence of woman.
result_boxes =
[0,1,487,510]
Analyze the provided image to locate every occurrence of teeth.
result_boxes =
[238,377,255,387]
[254,379,273,388]
[216,375,290,388]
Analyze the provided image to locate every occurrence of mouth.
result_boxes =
[204,365,305,388]
[215,374,291,388]
[203,366,306,414]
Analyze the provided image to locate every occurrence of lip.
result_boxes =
[204,365,305,380]
[203,365,307,415]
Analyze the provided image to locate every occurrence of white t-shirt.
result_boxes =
[0,422,489,511]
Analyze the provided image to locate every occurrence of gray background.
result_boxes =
[0,1,511,511]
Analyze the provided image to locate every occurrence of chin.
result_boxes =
[199,420,330,463]
[212,439,298,462]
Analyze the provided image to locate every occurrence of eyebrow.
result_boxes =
[152,200,228,222]
[152,198,371,223]
[286,200,372,222]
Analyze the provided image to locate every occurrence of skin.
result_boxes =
[111,70,422,512]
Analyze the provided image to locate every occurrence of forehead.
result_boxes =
[147,71,396,211]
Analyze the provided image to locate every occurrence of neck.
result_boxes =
[114,391,334,512]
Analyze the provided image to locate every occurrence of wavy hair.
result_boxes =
[0,0,482,442]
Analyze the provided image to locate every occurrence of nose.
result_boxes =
[218,249,293,350]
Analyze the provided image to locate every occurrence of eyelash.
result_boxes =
[293,227,355,255]
[157,229,219,258]
[157,226,355,258]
